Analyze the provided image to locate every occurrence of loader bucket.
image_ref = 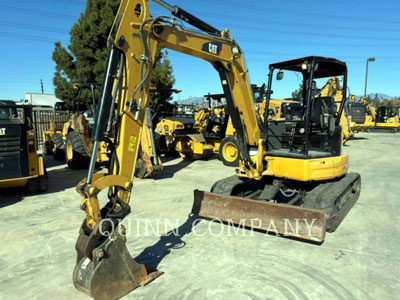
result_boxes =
[192,190,326,242]
[73,223,162,300]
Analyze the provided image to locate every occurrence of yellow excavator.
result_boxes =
[317,77,354,143]
[135,88,182,178]
[73,1,361,299]
[347,95,375,132]
[155,93,235,162]
[372,105,400,132]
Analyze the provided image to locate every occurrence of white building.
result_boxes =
[23,93,63,108]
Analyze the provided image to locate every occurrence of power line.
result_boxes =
[165,53,400,64]
[235,36,400,48]
[151,8,400,34]
[0,21,69,34]
[0,32,68,44]
[200,0,400,25]
[207,20,398,43]
[0,5,77,20]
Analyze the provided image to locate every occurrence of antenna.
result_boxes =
[40,79,44,94]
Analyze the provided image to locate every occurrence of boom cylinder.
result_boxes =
[87,43,120,183]
[153,0,221,36]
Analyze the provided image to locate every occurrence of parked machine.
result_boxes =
[71,1,361,299]
[135,88,182,178]
[347,96,375,133]
[0,101,47,192]
[372,106,400,132]
[317,77,354,143]
[155,93,235,163]
[43,83,110,169]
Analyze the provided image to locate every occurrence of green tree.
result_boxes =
[291,84,303,99]
[372,93,380,109]
[150,49,175,104]
[52,0,175,107]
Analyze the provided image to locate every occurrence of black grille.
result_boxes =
[349,104,366,124]
[0,135,20,157]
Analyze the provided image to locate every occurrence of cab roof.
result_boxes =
[269,56,347,78]
[0,100,18,108]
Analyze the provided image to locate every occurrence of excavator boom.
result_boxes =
[73,1,360,299]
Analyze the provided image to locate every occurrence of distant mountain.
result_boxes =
[176,97,205,105]
[356,93,395,101]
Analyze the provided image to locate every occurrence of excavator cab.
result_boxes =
[264,57,345,157]
[195,57,360,240]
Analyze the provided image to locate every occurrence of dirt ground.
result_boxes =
[0,132,399,300]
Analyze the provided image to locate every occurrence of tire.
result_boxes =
[219,136,239,167]
[42,140,51,156]
[51,133,65,160]
[65,131,90,169]
[28,175,48,193]
[27,158,48,193]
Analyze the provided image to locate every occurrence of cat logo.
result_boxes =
[202,42,222,56]
[0,128,5,136]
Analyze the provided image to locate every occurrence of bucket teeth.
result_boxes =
[73,223,162,300]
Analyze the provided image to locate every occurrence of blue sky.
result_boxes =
[0,0,399,101]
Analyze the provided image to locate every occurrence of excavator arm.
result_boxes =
[73,1,263,299]
[77,0,264,231]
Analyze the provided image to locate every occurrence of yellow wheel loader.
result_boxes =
[43,83,111,169]
[0,101,47,192]
[72,1,361,299]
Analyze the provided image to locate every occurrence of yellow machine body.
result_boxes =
[0,102,47,192]
[318,77,354,143]
[72,1,361,299]
[348,96,375,132]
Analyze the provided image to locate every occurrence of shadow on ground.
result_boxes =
[135,215,200,270]
[153,159,194,180]
[0,157,104,207]
[350,137,368,141]
[44,155,66,168]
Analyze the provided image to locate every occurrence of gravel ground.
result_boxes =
[0,132,399,300]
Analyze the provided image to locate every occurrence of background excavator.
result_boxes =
[373,105,400,132]
[135,87,182,178]
[347,95,375,132]
[72,1,361,299]
[317,77,354,143]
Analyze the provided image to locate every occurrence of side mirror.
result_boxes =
[276,71,284,81]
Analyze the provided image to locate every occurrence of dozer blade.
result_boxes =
[73,223,162,300]
[192,190,326,242]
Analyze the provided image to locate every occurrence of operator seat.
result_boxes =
[310,96,336,133]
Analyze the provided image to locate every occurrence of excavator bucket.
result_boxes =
[192,190,327,242]
[73,223,162,300]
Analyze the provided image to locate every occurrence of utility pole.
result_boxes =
[364,57,375,98]
[40,79,44,94]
